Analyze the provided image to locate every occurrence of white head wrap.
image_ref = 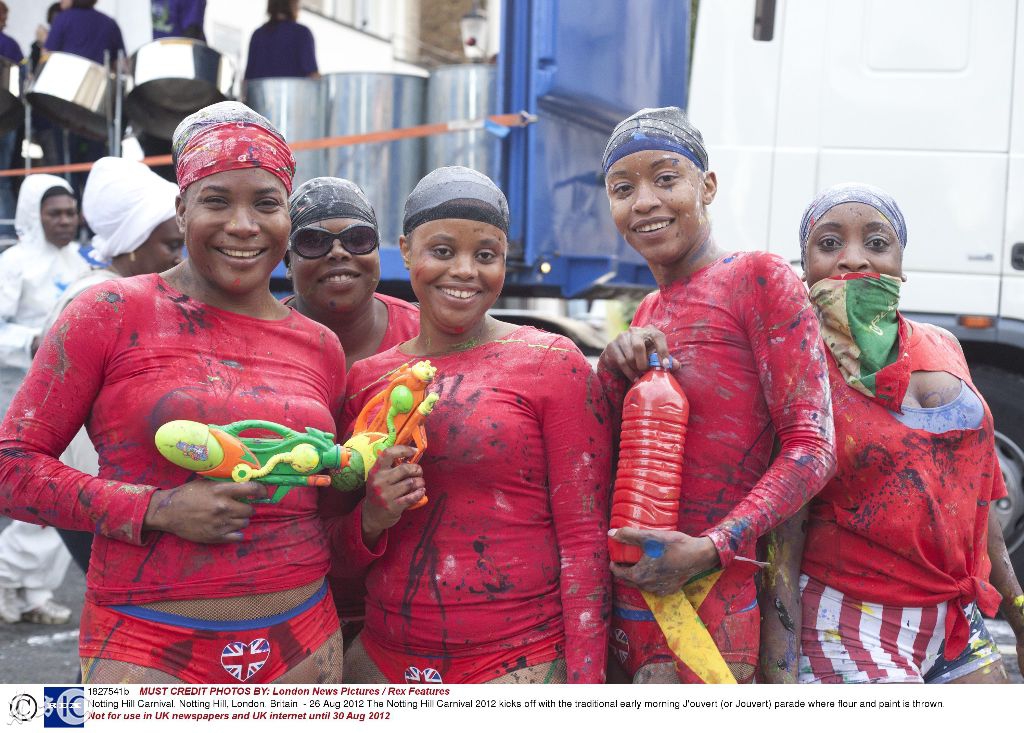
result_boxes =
[83,157,179,261]
[15,174,74,251]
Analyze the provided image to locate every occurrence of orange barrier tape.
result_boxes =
[0,112,537,178]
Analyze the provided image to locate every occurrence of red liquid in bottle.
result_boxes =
[608,354,689,564]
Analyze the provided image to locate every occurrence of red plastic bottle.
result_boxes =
[608,353,689,564]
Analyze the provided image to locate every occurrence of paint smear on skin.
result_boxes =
[762,536,779,591]
[774,597,795,633]
[49,322,71,379]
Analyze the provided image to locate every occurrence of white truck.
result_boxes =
[689,0,1024,570]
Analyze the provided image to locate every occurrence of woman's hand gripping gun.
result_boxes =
[154,360,439,505]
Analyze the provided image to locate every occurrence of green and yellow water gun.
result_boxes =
[154,360,439,504]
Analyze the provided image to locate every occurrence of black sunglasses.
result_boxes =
[289,223,380,258]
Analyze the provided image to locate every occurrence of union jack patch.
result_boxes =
[404,666,443,684]
[221,638,271,681]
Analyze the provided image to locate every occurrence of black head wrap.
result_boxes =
[602,106,709,172]
[289,177,377,233]
[402,166,509,236]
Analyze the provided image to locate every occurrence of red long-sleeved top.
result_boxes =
[324,326,612,682]
[601,251,836,565]
[0,274,346,605]
[803,321,1004,656]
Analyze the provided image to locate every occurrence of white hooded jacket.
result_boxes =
[0,175,90,414]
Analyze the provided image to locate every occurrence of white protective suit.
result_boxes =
[0,174,91,411]
[0,174,89,622]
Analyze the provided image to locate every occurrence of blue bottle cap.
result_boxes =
[648,353,673,370]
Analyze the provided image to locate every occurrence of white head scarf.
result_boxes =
[15,174,74,251]
[82,157,179,261]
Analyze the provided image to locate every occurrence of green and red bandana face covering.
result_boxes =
[809,272,910,412]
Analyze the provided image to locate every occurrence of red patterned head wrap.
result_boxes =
[173,102,296,194]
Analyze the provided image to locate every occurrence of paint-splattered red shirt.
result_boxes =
[318,291,419,624]
[606,251,836,565]
[802,321,1005,651]
[0,274,346,605]
[325,326,612,682]
[373,293,420,353]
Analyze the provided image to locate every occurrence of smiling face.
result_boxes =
[40,193,79,248]
[288,216,381,315]
[400,218,506,338]
[605,149,718,283]
[175,167,290,303]
[803,202,904,288]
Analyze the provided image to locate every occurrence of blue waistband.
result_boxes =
[613,606,656,622]
[111,581,327,631]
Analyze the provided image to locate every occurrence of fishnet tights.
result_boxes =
[139,579,323,620]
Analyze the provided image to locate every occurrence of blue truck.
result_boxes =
[369,0,692,299]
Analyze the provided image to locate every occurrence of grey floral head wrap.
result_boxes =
[799,182,907,267]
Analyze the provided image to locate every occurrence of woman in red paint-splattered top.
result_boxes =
[761,183,1023,684]
[324,166,612,684]
[0,101,347,683]
[598,106,836,684]
[284,176,419,646]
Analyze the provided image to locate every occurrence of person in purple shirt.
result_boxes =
[45,0,125,68]
[151,0,206,42]
[244,0,319,81]
[44,1,124,199]
[0,2,21,66]
[0,1,22,239]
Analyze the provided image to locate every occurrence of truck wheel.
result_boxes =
[972,365,1024,580]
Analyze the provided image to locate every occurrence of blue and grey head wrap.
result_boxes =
[289,177,377,233]
[403,166,510,236]
[602,106,708,173]
[798,182,907,268]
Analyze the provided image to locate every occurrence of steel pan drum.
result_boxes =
[125,38,235,140]
[245,77,326,187]
[26,52,110,140]
[325,72,426,251]
[0,57,22,135]
[426,64,499,180]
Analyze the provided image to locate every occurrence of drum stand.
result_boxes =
[104,50,125,158]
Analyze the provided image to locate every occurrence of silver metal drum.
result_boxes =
[125,38,236,140]
[245,78,326,187]
[26,52,110,140]
[0,57,22,135]
[324,72,426,250]
[426,64,499,180]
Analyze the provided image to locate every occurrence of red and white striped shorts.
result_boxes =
[798,574,1001,684]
